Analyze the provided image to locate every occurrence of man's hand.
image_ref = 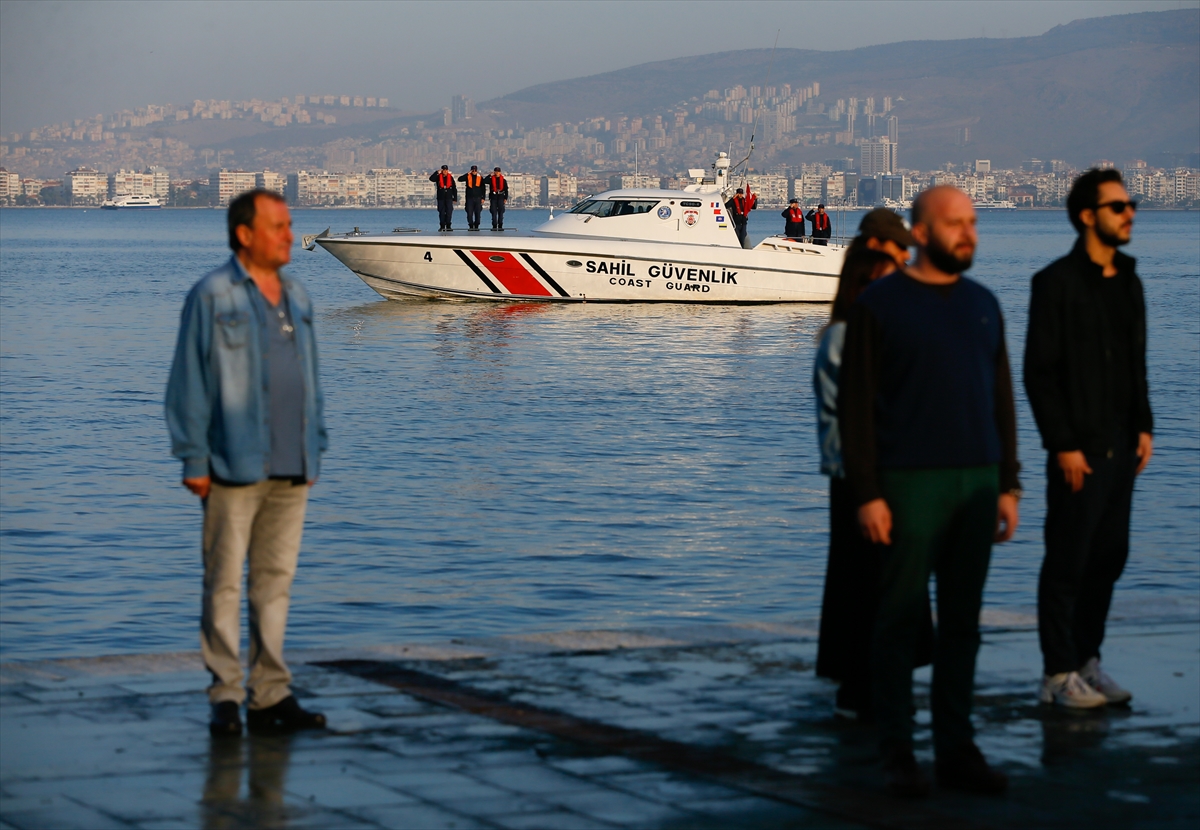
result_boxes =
[1136,432,1153,475]
[858,498,892,545]
[183,476,211,499]
[995,493,1019,543]
[1056,450,1092,493]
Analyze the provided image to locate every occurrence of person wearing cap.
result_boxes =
[814,208,926,725]
[724,186,756,249]
[807,203,832,245]
[458,165,486,231]
[429,165,458,231]
[487,167,509,231]
[858,208,914,270]
[781,198,806,241]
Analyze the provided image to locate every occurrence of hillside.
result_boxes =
[482,9,1199,168]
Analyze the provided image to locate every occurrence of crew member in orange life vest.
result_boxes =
[807,203,832,246]
[487,167,509,231]
[782,198,806,241]
[458,165,486,231]
[429,165,458,231]
[724,186,757,249]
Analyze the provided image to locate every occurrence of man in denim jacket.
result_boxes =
[166,189,328,737]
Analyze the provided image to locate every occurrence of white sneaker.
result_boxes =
[1080,657,1133,704]
[1040,671,1108,709]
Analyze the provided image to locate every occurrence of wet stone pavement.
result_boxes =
[1,621,1196,830]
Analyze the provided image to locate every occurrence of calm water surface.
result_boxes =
[1,207,1197,661]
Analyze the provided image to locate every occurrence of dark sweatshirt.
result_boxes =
[838,271,1020,506]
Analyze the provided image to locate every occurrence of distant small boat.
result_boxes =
[972,199,1017,210]
[100,195,163,210]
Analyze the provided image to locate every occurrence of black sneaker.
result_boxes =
[246,695,326,735]
[209,701,242,737]
[883,747,931,798]
[936,743,1008,795]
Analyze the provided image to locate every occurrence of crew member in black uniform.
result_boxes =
[724,186,756,248]
[429,165,457,231]
[487,167,509,231]
[782,198,806,241]
[807,203,832,245]
[458,165,486,231]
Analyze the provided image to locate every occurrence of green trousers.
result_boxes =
[873,465,998,754]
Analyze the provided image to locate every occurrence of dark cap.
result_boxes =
[441,164,448,169]
[817,203,825,209]
[470,165,478,170]
[494,167,502,171]
[858,208,914,247]
[788,198,799,204]
[736,187,744,193]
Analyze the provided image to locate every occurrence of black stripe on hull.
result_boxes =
[453,249,502,293]
[519,253,570,298]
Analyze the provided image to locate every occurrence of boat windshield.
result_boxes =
[568,199,661,217]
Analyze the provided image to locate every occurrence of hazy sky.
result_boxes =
[1,0,1194,133]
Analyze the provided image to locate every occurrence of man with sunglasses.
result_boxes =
[1024,168,1153,710]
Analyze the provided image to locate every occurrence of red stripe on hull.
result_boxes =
[470,251,553,297]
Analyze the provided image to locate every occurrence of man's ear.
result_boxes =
[235,223,254,250]
[1079,208,1097,230]
[910,222,929,247]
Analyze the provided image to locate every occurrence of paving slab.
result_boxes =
[0,620,1196,830]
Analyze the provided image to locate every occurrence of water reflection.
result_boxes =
[202,735,294,829]
[1039,706,1127,766]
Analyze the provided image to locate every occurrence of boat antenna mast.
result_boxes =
[729,29,780,193]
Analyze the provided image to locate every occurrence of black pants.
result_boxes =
[436,192,455,229]
[465,197,482,229]
[813,236,829,246]
[490,197,506,229]
[734,221,748,248]
[1038,446,1136,675]
[817,476,932,713]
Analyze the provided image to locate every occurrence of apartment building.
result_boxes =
[208,170,258,205]
[64,167,107,204]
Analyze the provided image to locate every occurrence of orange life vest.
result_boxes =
[813,211,830,231]
[787,207,804,223]
[466,172,481,188]
[490,174,506,192]
[437,170,454,189]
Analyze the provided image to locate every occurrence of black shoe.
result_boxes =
[936,743,1008,795]
[209,701,242,737]
[834,684,875,723]
[883,747,931,798]
[246,695,326,735]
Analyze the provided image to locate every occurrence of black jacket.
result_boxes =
[487,173,508,200]
[1023,240,1153,455]
[781,208,805,238]
[807,209,832,239]
[458,171,486,199]
[429,171,458,199]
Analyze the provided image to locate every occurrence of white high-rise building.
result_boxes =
[65,167,106,204]
[208,170,258,205]
[860,138,899,176]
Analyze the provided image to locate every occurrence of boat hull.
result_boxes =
[316,233,841,304]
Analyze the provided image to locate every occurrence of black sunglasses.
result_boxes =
[1094,199,1139,214]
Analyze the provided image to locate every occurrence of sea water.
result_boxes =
[1,207,1196,660]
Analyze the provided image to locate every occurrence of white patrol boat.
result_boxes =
[100,194,163,209]
[307,153,843,304]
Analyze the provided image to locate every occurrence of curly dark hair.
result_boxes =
[1067,168,1124,234]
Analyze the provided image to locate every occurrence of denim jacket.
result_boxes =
[813,321,845,478]
[166,256,327,483]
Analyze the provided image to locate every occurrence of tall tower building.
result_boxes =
[888,115,899,143]
[450,94,475,123]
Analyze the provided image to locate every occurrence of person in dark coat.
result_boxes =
[1024,168,1153,710]
[781,199,806,240]
[458,165,486,231]
[807,203,832,245]
[724,186,756,248]
[815,212,923,723]
[429,165,457,231]
[487,167,509,230]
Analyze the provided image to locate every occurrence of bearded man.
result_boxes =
[839,186,1019,798]
[1024,169,1152,711]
